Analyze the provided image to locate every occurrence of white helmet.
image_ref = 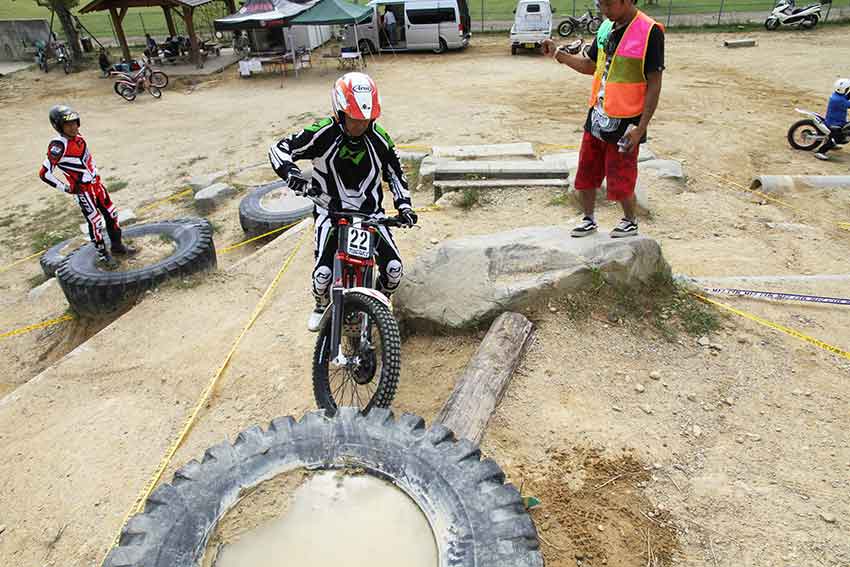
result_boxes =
[834,78,850,97]
[331,72,381,121]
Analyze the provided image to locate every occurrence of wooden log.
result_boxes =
[436,312,534,445]
[109,6,131,62]
[723,39,757,48]
[162,6,177,37]
[183,5,201,68]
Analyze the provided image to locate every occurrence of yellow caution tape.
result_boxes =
[693,166,850,233]
[691,292,850,361]
[0,249,46,274]
[138,188,194,213]
[538,143,578,150]
[0,313,74,340]
[218,220,302,254]
[99,230,308,567]
[397,144,431,151]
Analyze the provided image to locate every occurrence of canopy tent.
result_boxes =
[213,0,318,31]
[289,0,372,25]
[290,0,372,69]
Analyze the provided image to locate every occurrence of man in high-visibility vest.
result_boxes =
[544,0,664,238]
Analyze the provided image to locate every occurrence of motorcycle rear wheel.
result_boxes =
[149,85,162,98]
[801,15,818,29]
[587,17,601,34]
[787,119,824,151]
[117,83,136,102]
[63,60,71,74]
[313,291,401,415]
[558,19,575,37]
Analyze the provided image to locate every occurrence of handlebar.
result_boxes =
[290,173,414,228]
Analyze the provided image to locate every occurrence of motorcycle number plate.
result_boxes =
[346,227,372,259]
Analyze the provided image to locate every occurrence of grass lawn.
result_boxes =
[0,0,228,41]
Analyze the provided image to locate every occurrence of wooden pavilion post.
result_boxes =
[108,6,131,61]
[162,6,178,36]
[183,5,201,67]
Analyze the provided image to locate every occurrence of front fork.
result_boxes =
[329,286,346,367]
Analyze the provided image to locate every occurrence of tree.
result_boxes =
[34,0,83,63]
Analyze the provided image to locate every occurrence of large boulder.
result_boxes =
[394,226,670,331]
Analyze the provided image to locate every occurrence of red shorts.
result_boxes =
[573,131,639,202]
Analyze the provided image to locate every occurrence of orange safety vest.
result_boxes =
[588,11,663,119]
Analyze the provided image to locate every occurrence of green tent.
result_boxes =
[290,0,373,25]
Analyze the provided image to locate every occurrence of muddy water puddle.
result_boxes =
[212,470,438,567]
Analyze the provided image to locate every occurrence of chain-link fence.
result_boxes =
[472,0,850,31]
[73,0,850,46]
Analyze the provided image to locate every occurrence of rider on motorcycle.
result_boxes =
[268,72,417,331]
[815,78,850,161]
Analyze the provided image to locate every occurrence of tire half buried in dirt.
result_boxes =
[40,237,86,278]
[239,180,313,237]
[103,408,544,567]
[56,219,216,319]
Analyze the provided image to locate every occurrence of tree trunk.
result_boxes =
[435,312,534,445]
[54,2,82,62]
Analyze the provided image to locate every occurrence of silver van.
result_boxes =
[343,0,471,54]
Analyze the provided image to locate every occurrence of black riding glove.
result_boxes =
[285,166,308,195]
[399,206,418,227]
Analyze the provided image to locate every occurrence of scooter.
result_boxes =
[765,0,821,30]
[787,108,849,152]
[557,6,602,37]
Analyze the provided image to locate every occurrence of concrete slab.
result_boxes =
[434,178,569,198]
[434,160,569,180]
[160,49,241,77]
[0,61,34,76]
[432,143,536,159]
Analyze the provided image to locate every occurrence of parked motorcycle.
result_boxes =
[55,43,72,74]
[765,0,821,30]
[787,108,850,151]
[557,6,602,37]
[112,61,168,101]
[291,173,412,414]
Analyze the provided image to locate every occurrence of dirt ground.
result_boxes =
[1,28,849,567]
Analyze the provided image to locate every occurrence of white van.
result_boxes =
[510,0,553,55]
[343,0,471,54]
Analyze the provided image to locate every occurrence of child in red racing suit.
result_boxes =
[38,105,135,267]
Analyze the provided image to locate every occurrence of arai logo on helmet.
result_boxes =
[352,84,372,94]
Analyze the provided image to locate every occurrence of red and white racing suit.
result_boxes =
[38,134,122,255]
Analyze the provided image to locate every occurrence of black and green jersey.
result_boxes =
[269,117,412,214]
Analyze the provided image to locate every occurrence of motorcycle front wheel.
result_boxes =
[313,291,401,415]
[765,17,780,30]
[149,85,162,98]
[787,119,825,151]
[558,19,575,37]
[149,70,169,88]
[587,17,601,34]
[62,59,71,74]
